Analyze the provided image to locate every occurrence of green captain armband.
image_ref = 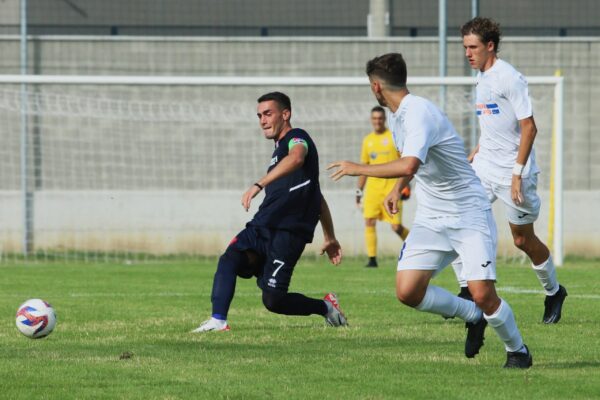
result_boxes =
[288,137,308,151]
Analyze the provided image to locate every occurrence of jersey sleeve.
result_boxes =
[505,73,533,121]
[360,136,370,164]
[287,131,310,153]
[398,107,435,164]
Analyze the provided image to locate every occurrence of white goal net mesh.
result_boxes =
[0,80,556,261]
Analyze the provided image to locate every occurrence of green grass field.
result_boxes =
[1,256,599,399]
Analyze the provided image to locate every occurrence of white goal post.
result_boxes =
[0,74,564,264]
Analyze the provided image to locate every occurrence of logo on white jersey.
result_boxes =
[476,103,500,116]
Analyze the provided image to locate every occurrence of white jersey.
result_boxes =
[473,58,539,185]
[388,94,490,218]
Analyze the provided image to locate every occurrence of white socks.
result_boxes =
[532,255,559,295]
[451,259,468,288]
[416,288,528,354]
[416,285,481,323]
[484,298,525,353]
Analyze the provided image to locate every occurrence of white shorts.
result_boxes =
[397,210,497,282]
[478,173,541,226]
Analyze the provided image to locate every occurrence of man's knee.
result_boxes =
[262,290,285,313]
[395,271,432,307]
[512,233,529,250]
[396,284,425,308]
[510,223,540,252]
[469,284,500,314]
[218,247,255,279]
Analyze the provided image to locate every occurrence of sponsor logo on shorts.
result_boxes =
[517,213,529,219]
[481,260,492,268]
[268,278,277,288]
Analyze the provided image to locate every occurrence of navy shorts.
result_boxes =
[228,226,307,293]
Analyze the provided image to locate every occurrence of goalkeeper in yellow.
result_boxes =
[356,106,410,267]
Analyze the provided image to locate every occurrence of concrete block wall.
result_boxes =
[0,36,597,256]
[0,36,595,189]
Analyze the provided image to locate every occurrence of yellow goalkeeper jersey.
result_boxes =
[360,129,399,193]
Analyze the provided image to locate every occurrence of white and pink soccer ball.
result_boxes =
[15,299,57,339]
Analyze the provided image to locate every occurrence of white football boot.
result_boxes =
[323,293,347,327]
[191,317,230,333]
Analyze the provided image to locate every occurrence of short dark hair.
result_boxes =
[365,53,407,88]
[460,17,502,53]
[371,106,385,115]
[257,91,291,112]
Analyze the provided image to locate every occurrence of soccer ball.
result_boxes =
[15,299,57,339]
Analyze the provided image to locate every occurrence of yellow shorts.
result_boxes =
[363,190,403,225]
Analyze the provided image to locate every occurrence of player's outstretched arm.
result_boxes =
[241,144,307,211]
[319,195,342,265]
[327,156,420,181]
[511,116,538,205]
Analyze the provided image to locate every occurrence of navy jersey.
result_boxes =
[248,128,322,242]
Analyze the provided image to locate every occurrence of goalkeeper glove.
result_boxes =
[355,188,363,206]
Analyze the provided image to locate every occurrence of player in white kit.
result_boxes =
[453,17,567,324]
[328,53,532,368]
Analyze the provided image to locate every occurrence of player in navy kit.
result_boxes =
[192,92,347,332]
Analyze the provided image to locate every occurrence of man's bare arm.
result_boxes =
[257,144,307,188]
[328,156,421,181]
[319,195,342,265]
[241,144,307,211]
[384,176,412,216]
[516,117,537,166]
[511,116,537,205]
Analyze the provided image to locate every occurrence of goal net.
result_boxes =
[0,76,563,262]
